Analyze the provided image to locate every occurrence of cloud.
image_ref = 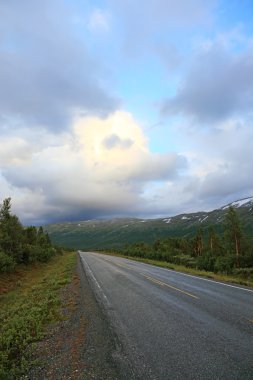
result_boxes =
[139,114,253,217]
[197,119,253,201]
[103,134,134,150]
[155,44,182,72]
[0,111,186,224]
[109,0,214,29]
[74,112,186,182]
[108,0,215,54]
[161,35,253,123]
[0,0,118,131]
[1,112,252,223]
[88,8,110,33]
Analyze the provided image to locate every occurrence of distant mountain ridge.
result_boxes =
[45,197,253,249]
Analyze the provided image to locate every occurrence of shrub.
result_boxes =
[0,252,16,273]
[238,253,253,268]
[196,252,215,272]
[35,246,54,263]
[233,267,253,280]
[214,255,236,274]
[172,254,197,268]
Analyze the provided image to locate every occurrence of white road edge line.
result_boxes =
[79,252,110,304]
[135,261,253,293]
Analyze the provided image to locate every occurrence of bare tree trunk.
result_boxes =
[235,233,240,267]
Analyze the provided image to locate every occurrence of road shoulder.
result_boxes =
[29,255,130,379]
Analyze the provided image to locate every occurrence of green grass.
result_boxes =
[100,251,253,287]
[0,251,77,380]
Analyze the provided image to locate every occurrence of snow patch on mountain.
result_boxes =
[222,197,253,210]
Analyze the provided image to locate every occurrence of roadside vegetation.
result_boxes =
[0,197,77,378]
[106,207,253,286]
[0,198,62,273]
[0,251,76,379]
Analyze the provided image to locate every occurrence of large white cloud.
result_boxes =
[0,111,186,224]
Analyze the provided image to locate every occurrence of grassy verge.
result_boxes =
[0,251,77,380]
[99,251,253,287]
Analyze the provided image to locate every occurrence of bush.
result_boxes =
[233,267,253,280]
[0,252,16,273]
[23,246,54,263]
[172,254,197,268]
[30,246,56,263]
[214,255,236,274]
[35,247,54,263]
[238,253,253,268]
[196,252,215,272]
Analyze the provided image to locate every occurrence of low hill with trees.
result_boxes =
[45,197,253,250]
[45,198,253,281]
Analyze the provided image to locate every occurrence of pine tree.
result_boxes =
[224,206,242,266]
[208,225,221,254]
[195,228,204,256]
[0,198,23,262]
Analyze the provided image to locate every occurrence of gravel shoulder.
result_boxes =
[29,255,131,380]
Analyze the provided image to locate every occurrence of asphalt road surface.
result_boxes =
[79,251,253,380]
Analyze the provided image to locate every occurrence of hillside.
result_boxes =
[45,197,253,249]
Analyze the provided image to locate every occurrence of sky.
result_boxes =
[0,0,253,225]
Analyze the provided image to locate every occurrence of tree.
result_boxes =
[208,225,222,255]
[0,197,11,222]
[0,198,23,262]
[194,228,204,256]
[37,226,51,247]
[24,226,38,245]
[223,206,242,266]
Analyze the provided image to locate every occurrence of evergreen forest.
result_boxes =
[0,198,61,273]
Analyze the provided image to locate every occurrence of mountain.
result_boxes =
[45,197,253,249]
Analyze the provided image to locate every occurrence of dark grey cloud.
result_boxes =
[128,153,187,182]
[161,42,253,123]
[0,0,118,131]
[199,134,253,201]
[103,134,134,150]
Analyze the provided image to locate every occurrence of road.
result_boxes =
[79,251,253,380]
